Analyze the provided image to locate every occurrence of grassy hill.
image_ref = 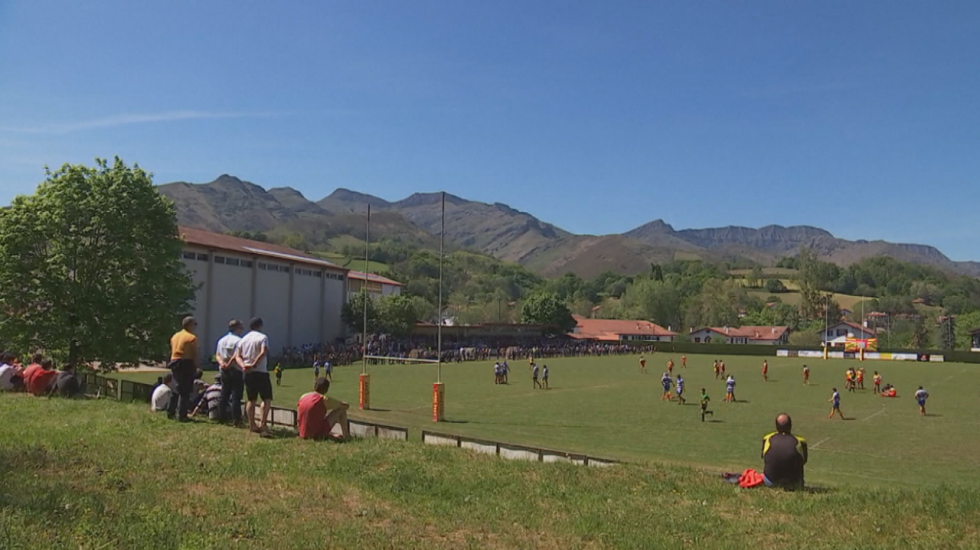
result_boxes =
[2,394,979,549]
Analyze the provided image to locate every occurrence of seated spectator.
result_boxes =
[28,360,59,396]
[191,375,224,421]
[0,353,23,391]
[21,353,44,388]
[55,364,82,398]
[297,377,350,441]
[761,413,808,490]
[151,374,174,411]
[190,369,208,410]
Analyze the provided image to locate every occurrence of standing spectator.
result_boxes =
[151,373,174,412]
[235,317,273,436]
[168,316,200,422]
[216,319,245,427]
[55,364,82,398]
[28,360,59,396]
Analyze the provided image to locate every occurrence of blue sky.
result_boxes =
[1,2,978,259]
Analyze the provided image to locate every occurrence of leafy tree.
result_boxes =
[908,317,931,349]
[788,328,821,347]
[954,311,980,349]
[520,292,575,332]
[764,278,787,293]
[378,294,422,337]
[341,292,381,334]
[796,246,823,319]
[684,279,753,329]
[0,158,194,366]
[617,278,683,330]
[938,315,956,350]
[749,266,764,288]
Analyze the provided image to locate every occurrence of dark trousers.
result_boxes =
[167,359,195,419]
[219,368,244,425]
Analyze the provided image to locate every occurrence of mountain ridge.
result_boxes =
[157,175,980,278]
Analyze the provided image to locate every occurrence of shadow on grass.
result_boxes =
[440,420,470,424]
[925,413,943,417]
[367,408,392,412]
[706,419,725,423]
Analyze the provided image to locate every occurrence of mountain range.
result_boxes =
[158,175,980,279]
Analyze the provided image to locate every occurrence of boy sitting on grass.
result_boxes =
[297,377,350,441]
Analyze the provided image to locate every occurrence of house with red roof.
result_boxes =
[689,326,790,345]
[569,315,677,342]
[348,270,403,298]
[823,321,876,346]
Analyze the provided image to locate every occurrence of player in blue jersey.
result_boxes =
[541,364,550,389]
[661,372,673,400]
[725,375,736,402]
[914,386,929,416]
[501,361,509,384]
[675,375,686,405]
[493,362,502,385]
[828,388,845,419]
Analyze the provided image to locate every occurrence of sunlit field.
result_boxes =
[116,353,980,488]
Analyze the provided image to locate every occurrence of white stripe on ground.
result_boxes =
[810,437,832,449]
[861,408,887,422]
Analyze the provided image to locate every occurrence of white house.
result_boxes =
[179,227,349,358]
[823,321,876,346]
[347,271,403,299]
[569,315,677,342]
[689,326,790,345]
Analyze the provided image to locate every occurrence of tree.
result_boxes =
[764,278,787,293]
[341,292,380,334]
[797,246,823,319]
[378,294,422,337]
[939,315,956,350]
[788,328,821,347]
[749,266,764,288]
[0,158,194,366]
[908,317,931,349]
[520,292,575,333]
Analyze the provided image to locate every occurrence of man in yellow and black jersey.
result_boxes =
[761,413,808,489]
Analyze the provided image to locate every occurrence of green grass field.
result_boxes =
[3,393,980,549]
[115,353,980,488]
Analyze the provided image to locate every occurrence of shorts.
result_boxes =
[917,399,926,407]
[244,371,273,402]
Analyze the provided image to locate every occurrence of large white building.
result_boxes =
[179,227,350,358]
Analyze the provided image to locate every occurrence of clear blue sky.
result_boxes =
[1,2,978,259]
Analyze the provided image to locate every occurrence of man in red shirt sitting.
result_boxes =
[28,360,60,396]
[21,353,44,389]
[297,378,350,441]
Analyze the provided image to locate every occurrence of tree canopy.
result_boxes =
[0,158,194,366]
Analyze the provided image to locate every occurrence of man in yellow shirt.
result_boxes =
[168,316,200,422]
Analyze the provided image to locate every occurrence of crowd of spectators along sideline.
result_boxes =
[0,352,85,398]
[275,336,658,367]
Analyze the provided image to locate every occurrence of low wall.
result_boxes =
[421,430,617,467]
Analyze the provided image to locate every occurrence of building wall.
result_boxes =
[180,248,211,359]
[324,272,347,342]
[291,267,321,346]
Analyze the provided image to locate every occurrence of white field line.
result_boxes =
[810,437,833,450]
[861,408,887,422]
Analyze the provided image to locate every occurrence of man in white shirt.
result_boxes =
[0,354,17,391]
[216,319,245,426]
[235,317,272,436]
[151,374,174,411]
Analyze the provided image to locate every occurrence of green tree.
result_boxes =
[749,266,764,288]
[908,317,931,349]
[0,158,194,366]
[341,292,380,334]
[938,315,956,350]
[797,246,823,319]
[520,292,575,333]
[378,294,422,337]
[764,278,787,293]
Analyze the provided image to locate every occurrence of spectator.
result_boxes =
[55,364,82,398]
[151,373,174,412]
[761,413,808,489]
[28,360,59,396]
[216,319,245,427]
[168,316,199,422]
[0,353,24,391]
[191,375,224,421]
[235,317,273,436]
[297,377,350,441]
[190,369,208,410]
[21,353,44,388]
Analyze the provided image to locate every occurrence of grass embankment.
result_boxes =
[1,395,979,549]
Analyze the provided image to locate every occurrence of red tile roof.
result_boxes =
[179,226,347,272]
[570,315,677,341]
[697,326,789,341]
[348,271,403,287]
[830,321,874,334]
